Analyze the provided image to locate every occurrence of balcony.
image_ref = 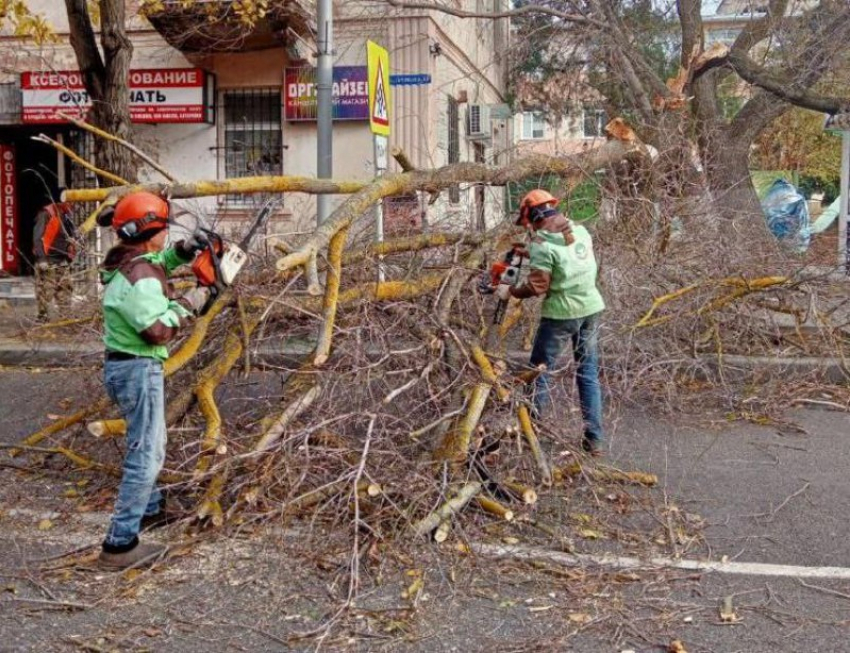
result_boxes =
[143,0,315,54]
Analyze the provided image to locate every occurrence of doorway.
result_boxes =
[0,125,65,275]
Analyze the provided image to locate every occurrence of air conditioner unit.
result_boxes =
[466,104,491,140]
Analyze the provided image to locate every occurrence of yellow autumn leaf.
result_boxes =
[668,640,688,653]
[123,568,143,581]
[578,528,603,540]
[37,519,53,530]
[63,489,79,498]
[568,612,591,623]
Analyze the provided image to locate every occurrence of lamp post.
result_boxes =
[824,112,850,272]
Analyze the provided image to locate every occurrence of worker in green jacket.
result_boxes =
[498,189,606,456]
[97,191,208,570]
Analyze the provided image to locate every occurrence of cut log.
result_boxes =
[559,462,658,487]
[475,496,515,521]
[434,519,452,543]
[411,481,482,537]
[86,419,126,438]
[517,405,552,485]
[501,480,538,505]
[433,383,491,463]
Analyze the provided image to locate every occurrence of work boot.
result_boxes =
[140,505,181,531]
[98,539,167,571]
[582,438,604,458]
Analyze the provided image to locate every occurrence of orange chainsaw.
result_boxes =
[191,198,277,313]
[481,244,527,325]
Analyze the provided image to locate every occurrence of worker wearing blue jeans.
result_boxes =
[529,313,604,450]
[497,189,606,455]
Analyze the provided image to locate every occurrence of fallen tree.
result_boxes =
[12,114,848,572]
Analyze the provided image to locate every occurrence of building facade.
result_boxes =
[0,0,510,279]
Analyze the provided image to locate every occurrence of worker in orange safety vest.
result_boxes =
[32,192,78,321]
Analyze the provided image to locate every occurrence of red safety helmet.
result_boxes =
[112,192,170,241]
[516,189,558,225]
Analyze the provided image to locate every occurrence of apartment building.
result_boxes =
[0,0,510,277]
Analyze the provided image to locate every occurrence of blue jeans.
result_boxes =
[529,312,603,445]
[103,357,166,548]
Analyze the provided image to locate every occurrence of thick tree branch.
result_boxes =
[64,0,104,99]
[728,50,849,114]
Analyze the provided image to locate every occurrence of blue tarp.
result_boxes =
[761,179,811,253]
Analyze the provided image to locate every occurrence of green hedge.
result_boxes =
[506,174,602,224]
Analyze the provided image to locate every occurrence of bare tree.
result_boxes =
[390,0,850,230]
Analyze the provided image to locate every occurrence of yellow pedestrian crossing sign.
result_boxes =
[367,40,391,136]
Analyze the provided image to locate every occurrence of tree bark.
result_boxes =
[64,0,136,180]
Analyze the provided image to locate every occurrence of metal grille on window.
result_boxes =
[223,88,282,204]
[447,95,460,204]
[65,129,100,296]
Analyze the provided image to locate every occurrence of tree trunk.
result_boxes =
[65,0,137,181]
[94,0,135,180]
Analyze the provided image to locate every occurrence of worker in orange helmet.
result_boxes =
[500,188,606,456]
[32,190,78,321]
[96,191,209,569]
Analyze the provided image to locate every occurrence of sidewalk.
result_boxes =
[3,302,848,385]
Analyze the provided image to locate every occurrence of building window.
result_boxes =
[222,88,282,202]
[705,27,741,46]
[582,107,607,138]
[521,111,545,140]
[447,95,460,203]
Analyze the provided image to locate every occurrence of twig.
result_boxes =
[32,134,128,185]
[57,111,176,182]
[348,414,376,602]
[798,579,850,601]
[750,482,811,523]
[7,597,93,610]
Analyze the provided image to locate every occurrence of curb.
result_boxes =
[0,337,317,368]
[0,338,847,382]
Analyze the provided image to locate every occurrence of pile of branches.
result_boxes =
[10,116,850,560]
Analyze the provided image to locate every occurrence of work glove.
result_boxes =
[495,284,512,301]
[182,286,211,315]
[175,231,209,259]
[477,271,494,295]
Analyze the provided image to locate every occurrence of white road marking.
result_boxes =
[472,543,850,580]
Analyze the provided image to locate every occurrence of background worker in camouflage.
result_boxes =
[32,193,78,321]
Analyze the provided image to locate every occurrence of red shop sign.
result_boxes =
[21,68,215,124]
[0,145,18,274]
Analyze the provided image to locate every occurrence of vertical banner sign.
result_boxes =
[0,145,18,274]
[366,41,391,137]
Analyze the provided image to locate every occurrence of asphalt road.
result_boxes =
[2,369,850,651]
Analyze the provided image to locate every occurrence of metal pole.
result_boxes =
[840,132,850,272]
[374,135,386,282]
[316,0,333,225]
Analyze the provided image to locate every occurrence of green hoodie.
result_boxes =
[527,218,605,320]
[100,244,193,360]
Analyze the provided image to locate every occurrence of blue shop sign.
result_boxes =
[390,74,432,86]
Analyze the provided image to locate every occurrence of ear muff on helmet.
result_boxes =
[529,204,551,223]
[516,189,559,225]
[112,191,170,241]
[116,213,168,241]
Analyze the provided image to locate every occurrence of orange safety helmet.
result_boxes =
[516,189,558,225]
[112,192,170,241]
